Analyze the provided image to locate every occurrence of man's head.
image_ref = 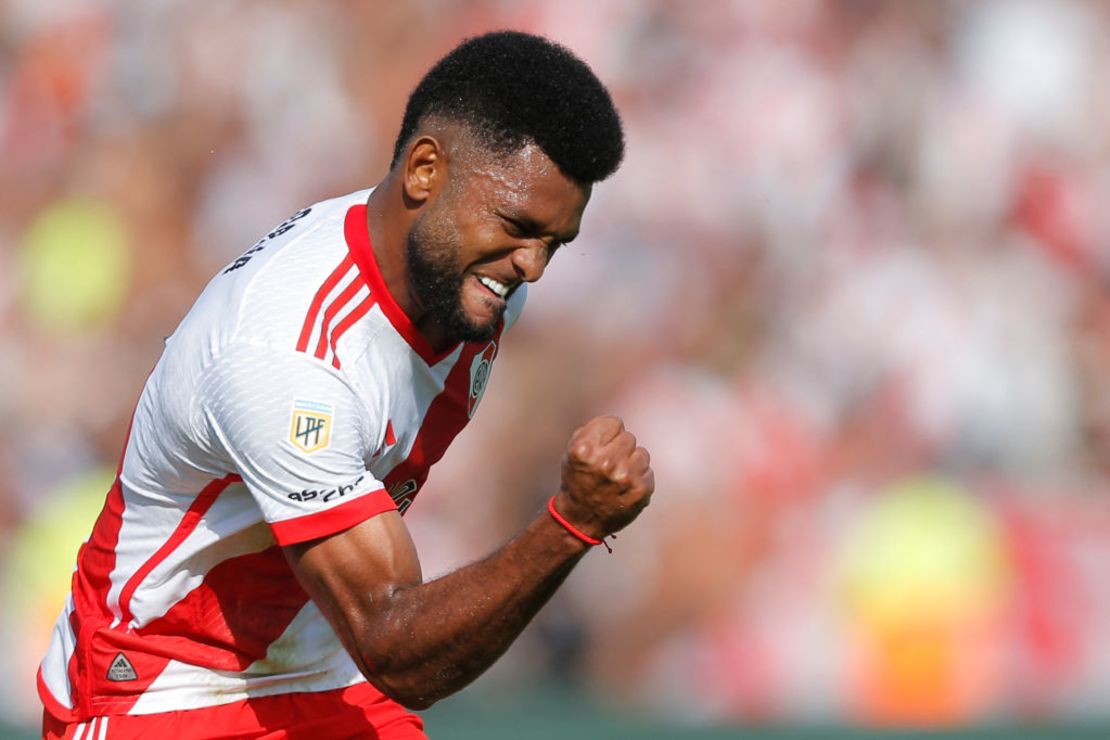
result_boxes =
[391,30,625,184]
[390,31,624,344]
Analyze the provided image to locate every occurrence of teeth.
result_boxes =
[478,275,509,298]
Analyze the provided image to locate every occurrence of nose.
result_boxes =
[510,242,548,283]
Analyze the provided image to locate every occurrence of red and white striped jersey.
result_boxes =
[38,188,525,721]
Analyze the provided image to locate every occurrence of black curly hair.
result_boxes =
[390,31,624,184]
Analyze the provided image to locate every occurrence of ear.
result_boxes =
[402,136,444,205]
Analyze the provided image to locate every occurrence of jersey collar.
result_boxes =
[344,203,460,365]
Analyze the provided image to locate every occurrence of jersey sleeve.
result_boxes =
[198,341,396,546]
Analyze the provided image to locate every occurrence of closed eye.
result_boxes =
[499,213,577,255]
[501,214,542,239]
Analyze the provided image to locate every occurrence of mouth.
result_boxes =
[476,274,512,301]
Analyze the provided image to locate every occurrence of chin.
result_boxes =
[449,309,501,343]
[460,318,499,343]
[458,297,504,337]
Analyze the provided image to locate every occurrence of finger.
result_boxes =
[598,429,637,464]
[612,454,653,492]
[567,419,623,466]
[582,415,624,446]
[627,446,651,474]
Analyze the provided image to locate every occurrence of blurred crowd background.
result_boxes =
[4,0,1110,734]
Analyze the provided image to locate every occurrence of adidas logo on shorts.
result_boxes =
[106,652,138,682]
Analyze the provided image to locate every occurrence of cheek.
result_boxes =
[415,206,462,257]
[453,217,507,265]
[432,189,510,262]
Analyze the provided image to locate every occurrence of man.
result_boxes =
[38,30,654,739]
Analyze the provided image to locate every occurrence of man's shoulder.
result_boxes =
[212,190,373,346]
[227,189,371,276]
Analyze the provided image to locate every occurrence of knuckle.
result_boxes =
[600,414,623,432]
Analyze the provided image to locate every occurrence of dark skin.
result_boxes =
[283,120,655,710]
[371,119,590,349]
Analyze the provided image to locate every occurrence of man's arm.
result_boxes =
[283,415,654,710]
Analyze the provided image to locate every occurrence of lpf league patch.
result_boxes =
[289,400,333,454]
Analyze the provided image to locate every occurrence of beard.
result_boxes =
[405,210,500,344]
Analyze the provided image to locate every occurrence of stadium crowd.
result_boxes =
[3,0,1110,730]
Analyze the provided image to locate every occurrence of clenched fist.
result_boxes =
[553,415,654,541]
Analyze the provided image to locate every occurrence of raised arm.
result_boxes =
[283,415,654,709]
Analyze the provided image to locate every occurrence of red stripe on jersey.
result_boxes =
[270,488,396,545]
[296,256,354,353]
[117,474,241,626]
[73,546,309,717]
[38,667,74,723]
[343,204,459,365]
[69,473,128,718]
[312,274,367,361]
[329,294,377,369]
[133,545,310,671]
[44,682,421,740]
[382,331,503,500]
[73,478,126,622]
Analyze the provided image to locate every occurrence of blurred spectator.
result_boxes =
[5,0,1110,732]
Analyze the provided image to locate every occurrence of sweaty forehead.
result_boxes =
[456,142,555,193]
[453,142,590,225]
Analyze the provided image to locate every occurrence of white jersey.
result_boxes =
[38,189,525,721]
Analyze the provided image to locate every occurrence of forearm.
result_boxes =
[362,512,585,707]
[289,416,653,710]
[316,509,589,709]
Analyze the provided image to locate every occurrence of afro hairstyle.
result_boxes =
[390,31,624,184]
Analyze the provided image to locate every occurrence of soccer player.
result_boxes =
[38,31,654,739]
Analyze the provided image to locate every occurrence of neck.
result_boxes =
[366,176,419,321]
[365,178,453,353]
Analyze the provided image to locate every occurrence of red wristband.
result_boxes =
[547,496,613,553]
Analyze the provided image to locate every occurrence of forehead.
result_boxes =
[452,142,591,229]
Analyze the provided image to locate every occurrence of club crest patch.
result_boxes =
[468,341,498,418]
[290,400,333,453]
